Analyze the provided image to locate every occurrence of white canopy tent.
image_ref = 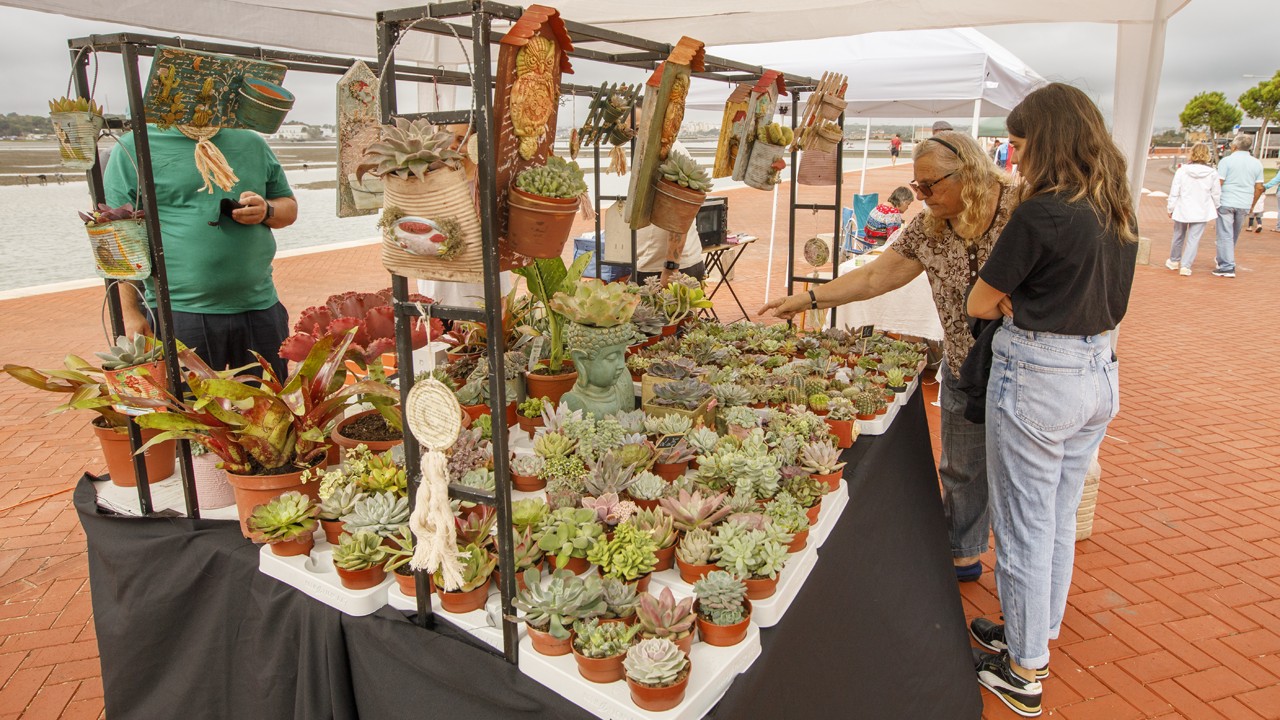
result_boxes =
[3,0,1189,200]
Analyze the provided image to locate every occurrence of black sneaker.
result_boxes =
[970,618,1049,678]
[976,650,1043,717]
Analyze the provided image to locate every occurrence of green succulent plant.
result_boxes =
[783,386,807,408]
[601,577,642,619]
[357,118,463,181]
[355,450,407,496]
[852,391,886,416]
[826,396,856,421]
[676,527,716,565]
[629,507,678,549]
[587,522,659,581]
[693,570,748,626]
[433,543,496,593]
[764,491,811,536]
[613,442,656,474]
[534,431,577,459]
[247,491,318,543]
[381,524,416,573]
[646,358,698,380]
[95,334,163,370]
[318,483,366,522]
[712,521,789,580]
[884,367,907,388]
[624,638,689,687]
[511,498,549,533]
[627,471,668,502]
[511,526,544,571]
[573,617,641,659]
[549,278,641,329]
[658,153,713,192]
[515,155,588,199]
[510,454,545,478]
[341,491,410,537]
[644,413,692,437]
[659,489,731,533]
[650,378,711,410]
[636,586,696,641]
[723,405,759,430]
[536,507,605,566]
[781,474,828,509]
[583,451,639,497]
[518,396,546,419]
[799,441,846,476]
[513,567,607,639]
[332,530,389,571]
[712,383,754,408]
[685,426,721,455]
[808,393,831,412]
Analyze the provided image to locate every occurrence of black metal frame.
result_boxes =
[785,101,846,329]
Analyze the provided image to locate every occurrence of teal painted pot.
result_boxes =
[236,77,294,133]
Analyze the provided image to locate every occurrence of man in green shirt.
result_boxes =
[104,127,298,377]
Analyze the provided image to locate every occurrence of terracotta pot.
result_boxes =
[525,362,578,407]
[324,443,341,467]
[438,577,491,614]
[696,599,752,647]
[91,420,176,488]
[331,409,404,455]
[805,501,821,525]
[512,471,546,493]
[573,646,627,684]
[462,403,490,424]
[650,179,706,235]
[320,519,344,545]
[599,568,652,593]
[547,553,590,575]
[528,624,574,656]
[225,463,322,538]
[628,665,690,712]
[811,470,842,493]
[787,528,810,553]
[629,369,643,382]
[631,497,660,512]
[653,544,677,572]
[508,185,579,258]
[744,574,780,600]
[268,533,314,558]
[446,350,482,363]
[517,414,544,438]
[661,324,678,337]
[856,412,877,421]
[653,462,688,482]
[826,418,855,449]
[675,556,716,584]
[599,615,637,628]
[394,567,422,597]
[875,403,890,415]
[336,565,386,590]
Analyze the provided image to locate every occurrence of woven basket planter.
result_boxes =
[86,219,151,280]
[810,123,844,154]
[50,111,104,171]
[797,149,838,187]
[816,94,846,121]
[381,170,484,283]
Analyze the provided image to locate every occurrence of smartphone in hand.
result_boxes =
[220,198,245,218]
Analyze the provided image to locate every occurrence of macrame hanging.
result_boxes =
[178,126,239,193]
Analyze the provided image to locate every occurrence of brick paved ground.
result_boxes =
[0,157,1277,718]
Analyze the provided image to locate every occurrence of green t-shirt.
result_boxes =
[103,128,293,313]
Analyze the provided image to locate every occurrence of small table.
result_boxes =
[701,234,757,322]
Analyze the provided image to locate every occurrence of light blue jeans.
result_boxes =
[986,318,1119,670]
[1214,206,1250,272]
[1169,221,1207,269]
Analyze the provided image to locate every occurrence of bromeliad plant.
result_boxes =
[126,333,398,475]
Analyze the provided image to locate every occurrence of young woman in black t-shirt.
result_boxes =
[964,83,1138,717]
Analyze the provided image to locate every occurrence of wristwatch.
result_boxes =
[262,202,275,223]
[663,260,679,271]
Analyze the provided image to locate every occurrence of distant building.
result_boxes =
[272,125,309,141]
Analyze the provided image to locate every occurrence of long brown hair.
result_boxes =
[1006,83,1137,243]
[914,130,1008,241]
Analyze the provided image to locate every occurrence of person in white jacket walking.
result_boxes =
[1166,143,1221,276]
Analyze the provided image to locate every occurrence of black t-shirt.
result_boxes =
[979,193,1137,335]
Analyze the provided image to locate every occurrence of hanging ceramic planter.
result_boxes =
[235,77,295,134]
[49,110,104,171]
[649,180,705,234]
[507,186,580,258]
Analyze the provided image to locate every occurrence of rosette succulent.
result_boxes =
[95,333,162,370]
[723,405,760,430]
[549,278,640,329]
[515,155,588,199]
[627,471,668,502]
[511,497,549,532]
[341,491,410,537]
[712,521,789,580]
[247,491,318,543]
[435,543,497,593]
[357,118,463,181]
[601,577,641,620]
[713,383,754,408]
[587,522,659,581]
[319,483,366,522]
[693,570,748,626]
[644,413,692,437]
[799,441,846,476]
[636,587,696,641]
[660,489,731,533]
[676,527,716,565]
[624,638,689,687]
[332,530,389,571]
[536,507,605,567]
[658,153,712,192]
[514,567,607,639]
[650,378,711,410]
[582,492,638,528]
[573,617,641,659]
[629,507,678,549]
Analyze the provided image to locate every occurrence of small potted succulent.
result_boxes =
[852,390,885,421]
[434,543,496,614]
[635,587,696,654]
[341,491,410,538]
[582,492,638,531]
[651,438,696,482]
[382,525,423,597]
[884,367,908,394]
[651,153,713,234]
[536,506,605,574]
[511,497,549,534]
[600,577,642,625]
[674,527,718,584]
[332,530,390,589]
[513,255,593,406]
[508,156,588,258]
[626,507,676,572]
[808,392,831,416]
[824,396,858,449]
[722,405,760,440]
[510,454,546,493]
[318,483,366,545]
[511,527,545,591]
[626,471,668,511]
[624,638,690,712]
[356,117,473,230]
[660,489,731,533]
[765,491,813,553]
[693,570,752,647]
[571,617,641,684]
[782,473,829,526]
[247,491,319,557]
[799,441,847,492]
[587,523,659,591]
[711,520,789,600]
[517,396,547,438]
[646,378,715,429]
[513,567,607,656]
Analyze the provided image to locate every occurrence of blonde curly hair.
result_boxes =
[913,130,1008,241]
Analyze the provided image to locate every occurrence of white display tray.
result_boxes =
[258,531,393,617]
[387,582,517,653]
[854,377,918,436]
[518,624,762,720]
[808,478,849,550]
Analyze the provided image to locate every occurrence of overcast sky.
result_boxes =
[0,1,1275,131]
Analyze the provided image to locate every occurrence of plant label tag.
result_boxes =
[655,433,685,449]
[527,337,546,372]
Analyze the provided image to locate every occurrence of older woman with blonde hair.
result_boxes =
[967,82,1137,717]
[1165,142,1220,275]
[761,130,1017,582]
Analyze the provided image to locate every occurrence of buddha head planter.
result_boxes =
[549,279,641,418]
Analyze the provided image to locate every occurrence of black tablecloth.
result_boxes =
[78,393,982,719]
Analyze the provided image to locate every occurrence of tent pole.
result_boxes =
[971,99,981,139]
[764,183,778,305]
[858,118,871,195]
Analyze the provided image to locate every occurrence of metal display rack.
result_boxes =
[785,108,846,329]
[68,0,825,667]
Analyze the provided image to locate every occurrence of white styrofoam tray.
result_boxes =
[808,478,849,550]
[854,377,918,436]
[518,623,762,720]
[386,581,523,653]
[258,531,393,616]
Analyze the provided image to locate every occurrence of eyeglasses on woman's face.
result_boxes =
[910,171,956,199]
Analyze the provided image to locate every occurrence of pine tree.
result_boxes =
[1180,92,1243,161]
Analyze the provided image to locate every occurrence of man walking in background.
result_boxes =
[1213,134,1264,278]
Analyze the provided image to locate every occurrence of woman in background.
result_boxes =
[1164,142,1220,275]
[966,83,1138,718]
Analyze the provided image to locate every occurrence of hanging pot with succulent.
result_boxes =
[49,96,104,171]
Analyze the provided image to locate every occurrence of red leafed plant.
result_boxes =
[79,203,145,225]
[280,289,443,370]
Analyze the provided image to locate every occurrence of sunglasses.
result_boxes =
[910,171,955,198]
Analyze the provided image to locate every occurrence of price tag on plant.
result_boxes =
[527,336,546,373]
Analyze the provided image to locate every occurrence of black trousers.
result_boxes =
[146,302,290,379]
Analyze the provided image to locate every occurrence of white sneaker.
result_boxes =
[1164,259,1179,270]
[1179,267,1192,276]
[1212,270,1236,278]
